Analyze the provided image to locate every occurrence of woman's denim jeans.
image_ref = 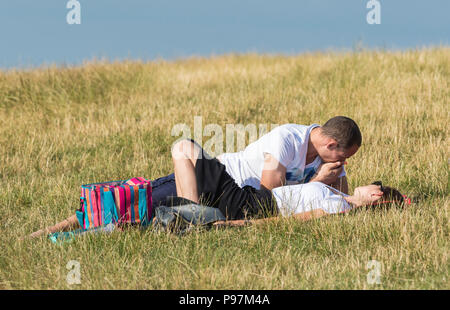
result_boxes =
[151,173,178,207]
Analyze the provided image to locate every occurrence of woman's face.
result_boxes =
[354,184,384,206]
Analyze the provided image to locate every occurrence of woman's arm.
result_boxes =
[212,209,329,227]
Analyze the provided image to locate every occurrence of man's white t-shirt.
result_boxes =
[271,182,353,216]
[218,124,346,190]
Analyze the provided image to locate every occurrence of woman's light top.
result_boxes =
[271,181,352,216]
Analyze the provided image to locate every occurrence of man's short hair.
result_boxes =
[321,116,362,149]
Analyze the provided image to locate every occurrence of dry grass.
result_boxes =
[0,48,448,289]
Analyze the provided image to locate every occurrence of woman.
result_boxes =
[29,139,407,238]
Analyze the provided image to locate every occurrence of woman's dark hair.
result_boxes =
[369,181,409,210]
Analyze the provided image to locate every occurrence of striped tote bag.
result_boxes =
[76,177,153,229]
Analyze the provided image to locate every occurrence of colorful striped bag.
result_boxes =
[76,177,153,229]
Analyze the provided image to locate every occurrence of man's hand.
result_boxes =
[310,161,345,185]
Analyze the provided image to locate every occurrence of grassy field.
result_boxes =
[0,48,448,289]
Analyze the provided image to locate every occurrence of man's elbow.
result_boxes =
[260,182,278,191]
[260,178,284,191]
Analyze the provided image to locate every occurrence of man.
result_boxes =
[152,116,361,205]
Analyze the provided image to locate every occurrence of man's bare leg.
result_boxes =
[172,139,202,203]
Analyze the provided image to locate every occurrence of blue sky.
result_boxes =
[0,0,448,69]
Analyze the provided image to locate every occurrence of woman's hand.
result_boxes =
[213,219,248,227]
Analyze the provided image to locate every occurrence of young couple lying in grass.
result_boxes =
[30,137,407,238]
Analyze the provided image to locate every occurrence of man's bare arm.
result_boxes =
[260,153,287,190]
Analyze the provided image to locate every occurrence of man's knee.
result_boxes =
[172,139,195,160]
